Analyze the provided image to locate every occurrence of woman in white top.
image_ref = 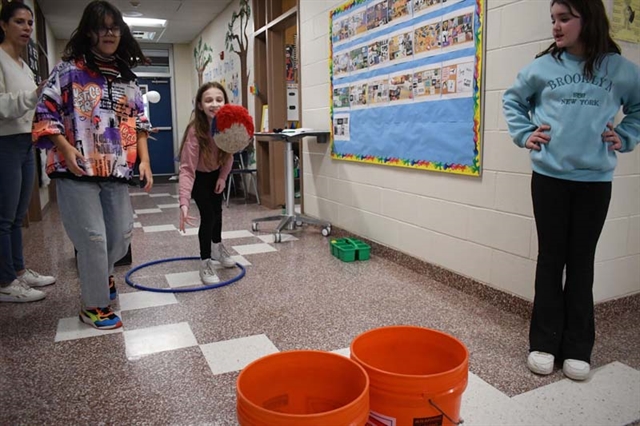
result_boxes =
[0,2,55,303]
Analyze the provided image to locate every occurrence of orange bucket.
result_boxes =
[236,350,370,426]
[351,326,468,426]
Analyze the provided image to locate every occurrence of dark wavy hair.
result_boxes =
[62,0,147,68]
[179,82,232,168]
[0,2,33,44]
[537,0,620,79]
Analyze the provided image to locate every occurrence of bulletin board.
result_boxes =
[611,0,640,43]
[330,0,485,176]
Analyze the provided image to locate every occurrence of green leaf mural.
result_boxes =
[224,0,251,108]
[194,37,214,87]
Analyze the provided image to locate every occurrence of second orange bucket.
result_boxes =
[351,325,468,426]
[237,350,370,426]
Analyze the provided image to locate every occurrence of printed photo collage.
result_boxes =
[331,1,477,141]
[333,6,474,77]
[333,56,474,109]
[332,56,474,140]
[332,0,466,46]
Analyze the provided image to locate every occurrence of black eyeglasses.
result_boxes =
[97,26,121,36]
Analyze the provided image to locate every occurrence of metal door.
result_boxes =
[138,77,175,175]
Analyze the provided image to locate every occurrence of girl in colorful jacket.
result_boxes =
[32,0,153,330]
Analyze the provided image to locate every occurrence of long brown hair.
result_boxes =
[537,0,620,80]
[62,1,147,69]
[179,81,231,168]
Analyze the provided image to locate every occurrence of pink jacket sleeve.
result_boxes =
[178,126,199,208]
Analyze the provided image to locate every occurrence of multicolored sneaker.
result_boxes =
[109,275,117,301]
[79,307,122,330]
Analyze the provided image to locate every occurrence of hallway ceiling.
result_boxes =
[36,0,235,44]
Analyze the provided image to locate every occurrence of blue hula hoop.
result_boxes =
[125,256,246,293]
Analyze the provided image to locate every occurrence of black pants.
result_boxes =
[530,172,611,363]
[192,170,223,260]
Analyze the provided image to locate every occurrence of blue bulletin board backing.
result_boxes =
[330,0,485,176]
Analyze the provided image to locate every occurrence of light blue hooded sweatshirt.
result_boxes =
[503,51,640,182]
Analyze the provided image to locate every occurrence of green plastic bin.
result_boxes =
[330,238,371,262]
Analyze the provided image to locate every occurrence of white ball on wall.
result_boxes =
[146,90,161,103]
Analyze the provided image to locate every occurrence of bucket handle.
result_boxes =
[428,398,464,425]
[423,382,466,425]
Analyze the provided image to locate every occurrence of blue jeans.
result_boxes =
[0,134,35,285]
[56,179,133,308]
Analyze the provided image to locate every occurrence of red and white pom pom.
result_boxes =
[211,104,255,154]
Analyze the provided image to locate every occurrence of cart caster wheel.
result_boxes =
[321,226,331,237]
[295,220,303,228]
[274,233,281,243]
[251,222,258,232]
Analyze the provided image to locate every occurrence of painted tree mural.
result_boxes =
[194,37,213,87]
[225,0,251,108]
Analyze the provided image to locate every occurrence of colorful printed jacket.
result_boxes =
[32,57,151,182]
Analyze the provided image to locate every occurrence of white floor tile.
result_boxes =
[461,373,549,425]
[232,243,277,256]
[129,193,148,197]
[133,222,142,228]
[142,224,177,233]
[230,255,251,266]
[54,314,123,342]
[512,362,640,426]
[124,322,198,359]
[200,334,280,375]
[166,271,202,288]
[158,203,179,209]
[221,230,255,239]
[257,233,298,243]
[134,208,162,214]
[148,193,172,198]
[118,291,178,312]
[331,347,351,358]
[172,195,179,198]
[206,255,251,269]
[133,214,138,218]
[180,228,199,236]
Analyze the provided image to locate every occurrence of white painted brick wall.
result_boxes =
[300,0,640,302]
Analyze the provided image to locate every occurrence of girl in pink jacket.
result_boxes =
[178,82,235,284]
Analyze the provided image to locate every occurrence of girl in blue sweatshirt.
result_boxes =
[503,0,639,381]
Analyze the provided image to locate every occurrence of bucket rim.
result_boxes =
[236,349,370,420]
[350,325,469,380]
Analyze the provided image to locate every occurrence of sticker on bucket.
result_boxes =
[413,414,443,426]
[367,410,396,426]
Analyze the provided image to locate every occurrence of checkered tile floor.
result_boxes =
[44,186,640,426]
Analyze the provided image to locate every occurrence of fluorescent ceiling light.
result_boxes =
[123,17,166,27]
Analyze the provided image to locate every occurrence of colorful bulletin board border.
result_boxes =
[329,0,485,176]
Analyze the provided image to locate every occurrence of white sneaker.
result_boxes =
[563,359,590,381]
[199,259,220,284]
[527,351,554,375]
[0,279,46,303]
[212,243,236,268]
[19,269,55,287]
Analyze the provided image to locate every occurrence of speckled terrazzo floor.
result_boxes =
[1,183,638,425]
